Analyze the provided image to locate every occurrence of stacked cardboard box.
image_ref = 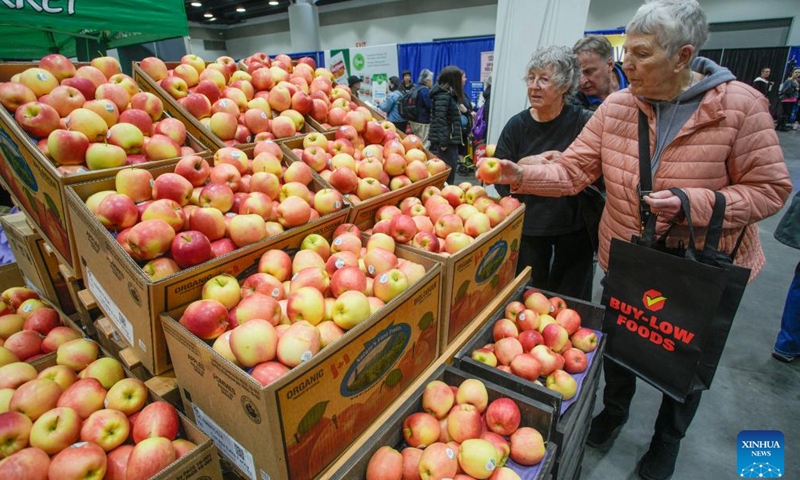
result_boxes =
[161,233,444,480]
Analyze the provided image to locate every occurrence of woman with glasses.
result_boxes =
[492,45,595,301]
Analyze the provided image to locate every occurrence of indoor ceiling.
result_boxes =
[184,0,354,26]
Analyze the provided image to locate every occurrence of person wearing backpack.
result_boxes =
[429,66,465,184]
[777,68,799,131]
[407,69,434,147]
[377,76,407,133]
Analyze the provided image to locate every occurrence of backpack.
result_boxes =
[472,104,487,140]
[398,85,422,121]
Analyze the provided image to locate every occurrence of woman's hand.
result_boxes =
[475,158,523,185]
[643,190,682,222]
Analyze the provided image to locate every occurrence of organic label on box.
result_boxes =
[86,267,134,346]
[191,403,257,480]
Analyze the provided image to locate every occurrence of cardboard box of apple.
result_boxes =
[333,365,557,480]
[283,130,448,204]
[137,53,324,145]
[0,54,205,176]
[85,141,348,277]
[0,285,82,364]
[458,289,604,416]
[0,338,220,480]
[363,181,523,256]
[177,225,429,387]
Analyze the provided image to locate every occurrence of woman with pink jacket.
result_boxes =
[478,1,791,479]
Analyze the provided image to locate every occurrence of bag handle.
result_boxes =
[703,191,726,256]
[638,188,698,259]
[666,188,699,254]
[637,110,654,228]
[703,191,748,261]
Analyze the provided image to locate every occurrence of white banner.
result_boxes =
[481,51,494,83]
[324,44,399,106]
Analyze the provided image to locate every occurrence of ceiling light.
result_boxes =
[190,2,201,6]
[236,6,246,12]
[203,12,213,17]
[208,17,217,21]
[269,1,279,5]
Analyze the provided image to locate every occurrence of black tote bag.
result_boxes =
[600,110,750,401]
[601,190,749,401]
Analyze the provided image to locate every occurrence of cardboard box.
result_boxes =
[0,262,26,292]
[30,353,222,480]
[132,61,320,151]
[388,202,525,351]
[452,282,606,467]
[328,364,558,480]
[161,248,443,480]
[279,132,449,230]
[0,63,210,272]
[65,164,349,375]
[1,212,66,309]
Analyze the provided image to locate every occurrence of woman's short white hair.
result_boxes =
[525,45,580,100]
[627,0,709,63]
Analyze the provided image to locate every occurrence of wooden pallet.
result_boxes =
[59,265,95,336]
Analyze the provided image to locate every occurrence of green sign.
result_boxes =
[353,53,366,71]
[0,0,189,60]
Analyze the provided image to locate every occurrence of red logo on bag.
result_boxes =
[642,289,666,312]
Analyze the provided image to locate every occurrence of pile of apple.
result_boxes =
[289,129,448,204]
[364,182,522,256]
[0,286,82,363]
[86,141,347,276]
[289,64,391,133]
[140,52,325,143]
[178,226,425,387]
[0,338,195,480]
[365,378,546,480]
[470,291,599,401]
[0,54,200,174]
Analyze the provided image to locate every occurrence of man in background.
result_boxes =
[753,67,773,96]
[348,75,362,99]
[572,35,628,111]
[401,70,414,92]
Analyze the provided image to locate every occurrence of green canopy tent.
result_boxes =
[0,0,189,60]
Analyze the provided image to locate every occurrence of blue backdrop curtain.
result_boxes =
[398,36,495,104]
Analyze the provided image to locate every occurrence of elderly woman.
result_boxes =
[478,1,791,479]
[410,68,434,146]
[492,46,595,301]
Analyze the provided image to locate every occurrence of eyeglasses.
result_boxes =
[524,75,552,87]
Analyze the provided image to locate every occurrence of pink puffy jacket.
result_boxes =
[512,80,792,280]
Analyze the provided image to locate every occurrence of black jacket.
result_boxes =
[429,84,462,148]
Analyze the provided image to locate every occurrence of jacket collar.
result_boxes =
[633,82,727,135]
